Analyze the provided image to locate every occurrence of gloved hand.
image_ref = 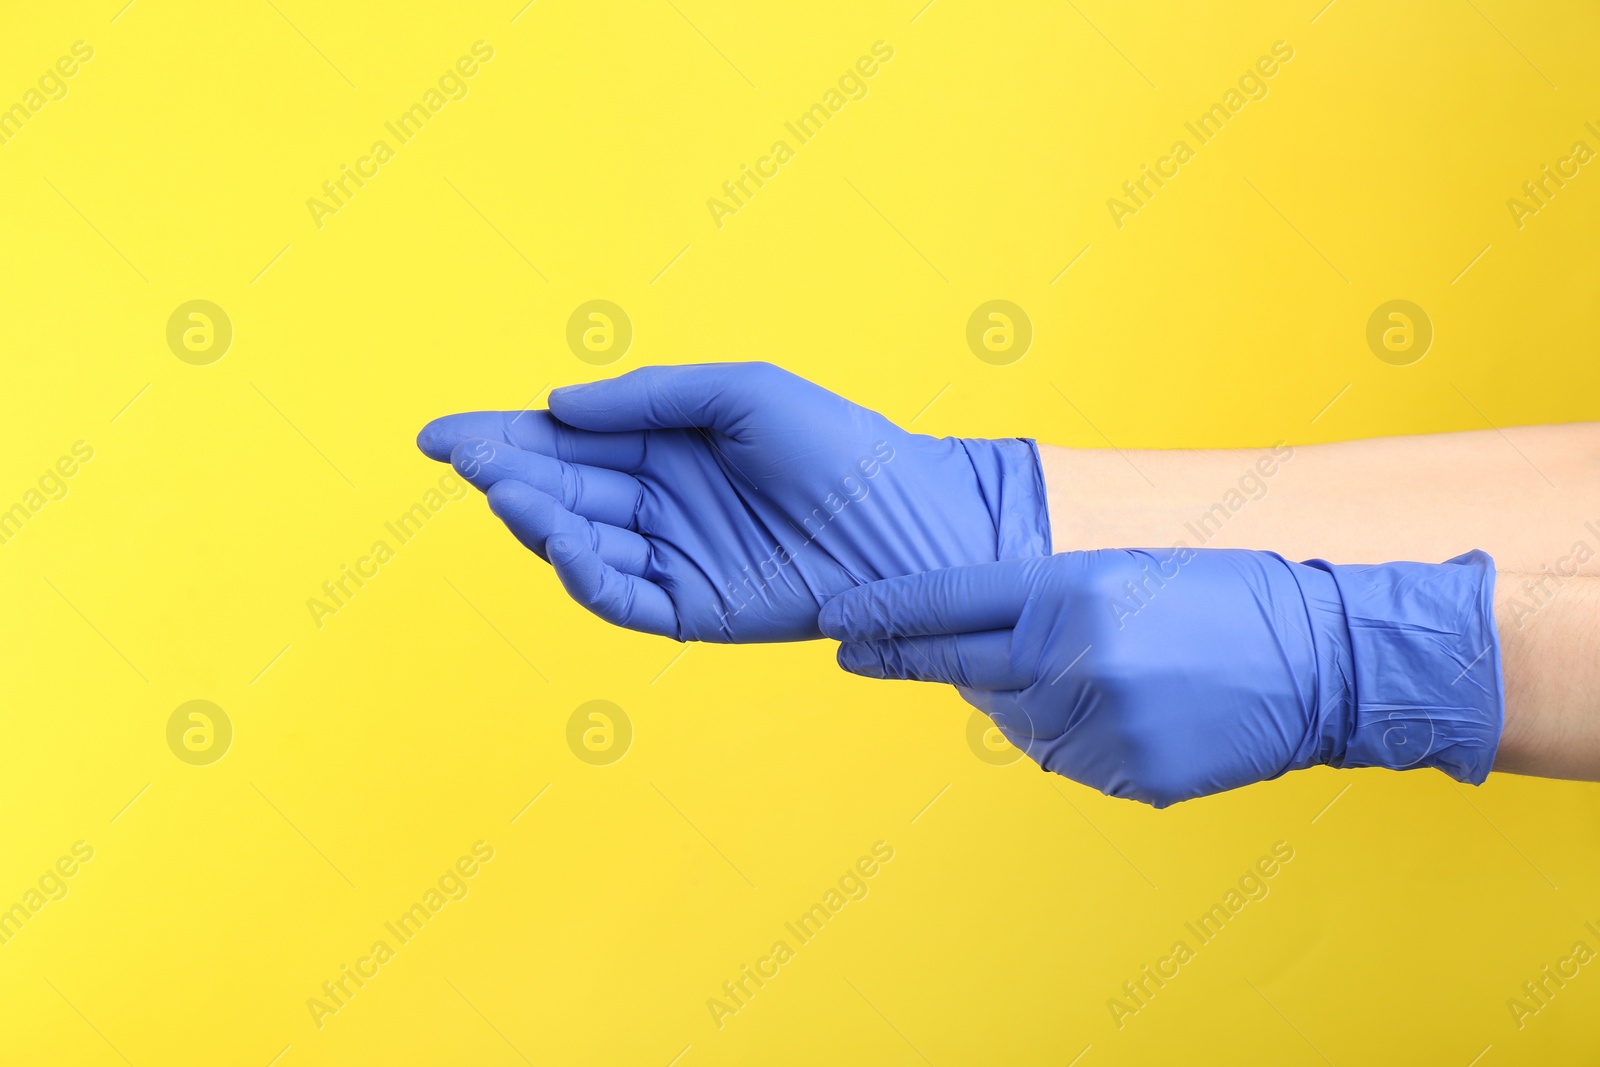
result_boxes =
[819,547,1504,807]
[416,362,1050,642]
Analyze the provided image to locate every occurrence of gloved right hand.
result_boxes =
[820,547,1504,807]
[417,362,1049,642]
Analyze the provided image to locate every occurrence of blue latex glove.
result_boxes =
[819,548,1504,807]
[417,362,1050,642]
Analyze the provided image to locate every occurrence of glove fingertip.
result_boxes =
[546,382,601,424]
[450,438,496,480]
[836,642,885,678]
[416,419,455,461]
[547,535,580,563]
[485,478,536,515]
[817,596,851,640]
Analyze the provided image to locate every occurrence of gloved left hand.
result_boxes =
[417,362,1050,642]
[820,547,1504,807]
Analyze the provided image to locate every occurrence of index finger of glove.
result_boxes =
[817,557,1045,641]
[418,410,646,470]
[836,631,1030,689]
[548,362,814,437]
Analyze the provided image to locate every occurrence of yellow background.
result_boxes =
[2,0,1599,1063]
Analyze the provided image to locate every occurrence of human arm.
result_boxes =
[1039,424,1600,574]
[423,362,1600,586]
[1494,574,1600,779]
[1036,429,1600,786]
[418,364,1599,786]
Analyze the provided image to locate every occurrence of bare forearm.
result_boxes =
[1036,426,1600,780]
[1039,424,1600,573]
[1494,574,1600,779]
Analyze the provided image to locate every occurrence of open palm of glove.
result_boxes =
[820,547,1503,807]
[417,362,1048,642]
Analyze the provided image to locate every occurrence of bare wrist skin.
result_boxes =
[1493,575,1600,779]
[1036,431,1600,783]
[1037,427,1600,573]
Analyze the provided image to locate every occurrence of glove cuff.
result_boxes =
[1300,552,1504,784]
[958,438,1052,559]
